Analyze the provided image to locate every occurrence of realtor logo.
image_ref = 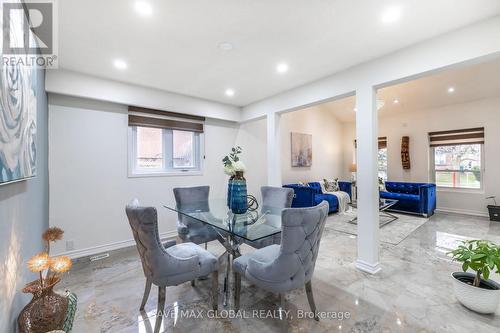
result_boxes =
[2,0,58,68]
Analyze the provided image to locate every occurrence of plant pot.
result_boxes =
[487,205,500,222]
[227,171,248,214]
[18,278,68,333]
[451,272,500,314]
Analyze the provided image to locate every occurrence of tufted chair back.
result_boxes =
[261,186,294,212]
[125,199,170,282]
[173,186,210,226]
[279,201,329,284]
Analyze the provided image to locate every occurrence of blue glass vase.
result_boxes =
[228,171,248,214]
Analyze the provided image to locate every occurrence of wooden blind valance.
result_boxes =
[354,137,387,149]
[428,127,484,147]
[128,106,205,133]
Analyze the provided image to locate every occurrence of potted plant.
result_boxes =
[486,196,500,222]
[448,240,500,314]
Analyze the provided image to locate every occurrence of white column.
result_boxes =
[355,85,381,274]
[267,112,282,186]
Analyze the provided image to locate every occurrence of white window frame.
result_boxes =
[128,126,204,177]
[430,143,484,192]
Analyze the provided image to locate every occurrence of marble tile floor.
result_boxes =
[59,212,500,333]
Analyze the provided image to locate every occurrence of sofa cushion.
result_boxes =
[380,191,420,202]
[314,194,339,212]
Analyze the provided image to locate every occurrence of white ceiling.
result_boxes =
[58,0,500,106]
[324,57,500,122]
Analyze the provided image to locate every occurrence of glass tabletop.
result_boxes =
[164,199,284,242]
[350,198,398,211]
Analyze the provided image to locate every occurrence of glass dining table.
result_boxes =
[164,198,285,306]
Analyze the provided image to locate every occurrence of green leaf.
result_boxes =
[462,262,469,272]
[483,267,490,280]
[472,253,486,260]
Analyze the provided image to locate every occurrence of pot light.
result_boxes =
[113,59,127,70]
[381,6,402,24]
[135,1,152,16]
[218,42,234,51]
[393,99,400,104]
[225,89,235,97]
[448,87,455,93]
[353,107,357,112]
[276,63,289,74]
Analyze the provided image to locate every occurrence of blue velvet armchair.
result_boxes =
[380,182,436,217]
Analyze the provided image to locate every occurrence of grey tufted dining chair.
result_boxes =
[174,186,220,247]
[243,186,294,249]
[125,199,219,333]
[233,201,329,321]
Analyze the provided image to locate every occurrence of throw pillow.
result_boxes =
[323,178,339,192]
[378,177,386,192]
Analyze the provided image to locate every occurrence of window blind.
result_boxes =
[354,137,387,149]
[128,106,205,133]
[428,127,484,147]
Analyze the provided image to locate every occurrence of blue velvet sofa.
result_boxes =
[380,182,436,217]
[283,181,352,214]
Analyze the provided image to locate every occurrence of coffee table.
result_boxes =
[349,199,399,227]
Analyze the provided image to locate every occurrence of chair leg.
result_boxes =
[140,279,152,311]
[154,286,166,333]
[305,280,319,321]
[234,272,241,311]
[212,270,219,310]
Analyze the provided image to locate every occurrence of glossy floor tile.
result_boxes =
[60,212,500,332]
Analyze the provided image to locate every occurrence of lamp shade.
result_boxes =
[349,163,357,172]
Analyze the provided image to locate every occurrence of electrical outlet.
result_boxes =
[66,240,74,251]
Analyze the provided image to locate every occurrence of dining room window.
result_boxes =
[127,106,204,176]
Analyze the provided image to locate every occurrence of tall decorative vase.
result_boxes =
[18,278,68,333]
[228,171,248,214]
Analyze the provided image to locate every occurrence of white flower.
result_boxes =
[224,165,235,176]
[233,161,246,172]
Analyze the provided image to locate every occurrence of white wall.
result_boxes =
[48,94,243,256]
[342,98,500,216]
[280,106,345,184]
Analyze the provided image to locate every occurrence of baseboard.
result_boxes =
[436,207,489,218]
[56,230,178,259]
[355,259,381,275]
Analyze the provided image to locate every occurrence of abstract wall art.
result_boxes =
[0,65,38,185]
[291,132,312,167]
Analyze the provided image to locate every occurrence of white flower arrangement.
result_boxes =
[222,146,246,176]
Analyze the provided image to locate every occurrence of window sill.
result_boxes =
[128,171,203,178]
[437,187,484,195]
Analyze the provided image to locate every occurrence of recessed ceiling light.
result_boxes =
[353,107,358,112]
[276,63,289,74]
[381,6,402,24]
[393,99,400,104]
[113,59,127,70]
[135,1,152,16]
[448,87,455,93]
[218,42,234,51]
[225,89,235,97]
